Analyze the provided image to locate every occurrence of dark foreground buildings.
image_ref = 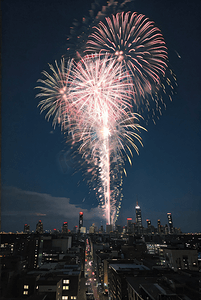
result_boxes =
[0,230,85,299]
[0,208,201,300]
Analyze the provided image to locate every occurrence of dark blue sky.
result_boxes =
[1,0,201,232]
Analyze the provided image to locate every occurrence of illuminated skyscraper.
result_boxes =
[167,213,174,234]
[135,201,142,234]
[24,224,30,233]
[146,219,151,228]
[146,219,151,234]
[135,202,142,226]
[127,218,132,233]
[157,219,161,234]
[79,212,83,230]
[62,222,68,233]
[36,220,43,234]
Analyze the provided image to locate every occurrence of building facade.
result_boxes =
[167,213,174,234]
[36,220,43,234]
[135,202,142,233]
[79,212,83,231]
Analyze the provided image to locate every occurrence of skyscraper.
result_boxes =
[79,212,83,230]
[127,218,132,233]
[157,219,161,234]
[62,222,68,233]
[106,224,113,233]
[24,224,30,233]
[146,219,151,228]
[135,201,142,234]
[36,220,43,234]
[135,202,142,226]
[167,213,174,234]
[165,224,169,235]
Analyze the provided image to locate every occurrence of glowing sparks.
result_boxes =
[86,12,176,120]
[36,54,145,224]
[102,126,110,138]
[36,6,175,225]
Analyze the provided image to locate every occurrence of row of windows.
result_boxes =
[63,279,70,284]
[62,297,76,300]
[63,286,69,290]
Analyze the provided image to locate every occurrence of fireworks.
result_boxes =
[85,11,175,120]
[37,1,175,225]
[37,54,145,224]
[65,0,135,59]
[36,59,74,130]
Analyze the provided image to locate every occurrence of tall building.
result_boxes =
[146,219,151,228]
[135,202,142,233]
[157,219,161,234]
[127,218,132,233]
[24,224,30,233]
[165,224,169,235]
[116,225,123,234]
[36,220,43,234]
[89,224,95,234]
[73,225,78,233]
[106,224,113,234]
[62,222,68,233]
[100,225,104,233]
[167,213,174,234]
[80,226,86,233]
[79,212,83,230]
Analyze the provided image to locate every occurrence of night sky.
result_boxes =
[1,0,201,233]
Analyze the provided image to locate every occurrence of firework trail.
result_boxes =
[36,54,145,224]
[85,11,176,121]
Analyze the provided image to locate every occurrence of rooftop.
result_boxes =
[110,263,150,272]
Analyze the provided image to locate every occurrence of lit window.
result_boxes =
[63,279,69,284]
[23,291,28,295]
[36,286,38,289]
[62,297,68,300]
[63,286,69,290]
[24,285,29,289]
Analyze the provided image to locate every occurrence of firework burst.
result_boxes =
[36,59,74,130]
[65,0,135,59]
[36,54,145,224]
[37,1,175,225]
[85,11,176,121]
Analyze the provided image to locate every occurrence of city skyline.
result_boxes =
[0,203,191,234]
[1,0,201,233]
